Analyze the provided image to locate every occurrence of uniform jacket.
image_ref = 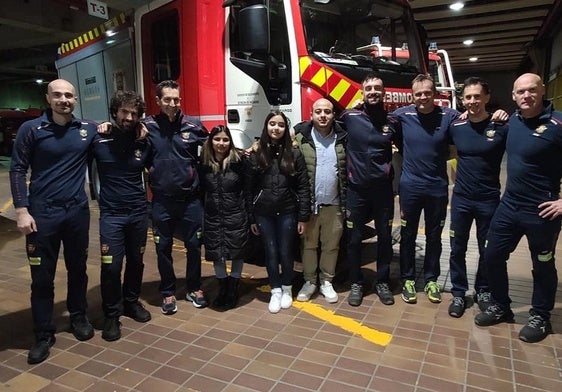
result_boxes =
[504,100,562,207]
[246,146,311,223]
[200,158,249,261]
[293,120,347,214]
[10,109,97,209]
[340,104,402,189]
[144,111,208,197]
[91,127,150,212]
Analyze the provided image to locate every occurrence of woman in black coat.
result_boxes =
[246,111,310,313]
[200,125,248,309]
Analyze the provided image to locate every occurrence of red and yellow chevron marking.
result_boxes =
[59,13,128,56]
[299,56,363,109]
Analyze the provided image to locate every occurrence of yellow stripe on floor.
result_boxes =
[0,198,13,214]
[292,301,392,346]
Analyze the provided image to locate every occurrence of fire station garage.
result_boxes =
[0,1,562,391]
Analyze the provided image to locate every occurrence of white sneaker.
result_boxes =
[297,281,317,302]
[281,285,293,309]
[320,281,338,303]
[269,288,282,313]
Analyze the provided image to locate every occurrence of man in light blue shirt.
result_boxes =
[293,98,347,303]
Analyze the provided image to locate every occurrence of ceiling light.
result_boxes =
[35,79,43,84]
[450,2,465,11]
[463,39,474,46]
[469,57,478,62]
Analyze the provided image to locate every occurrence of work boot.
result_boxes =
[101,317,121,342]
[70,314,94,341]
[27,334,56,365]
[213,277,228,308]
[123,301,151,323]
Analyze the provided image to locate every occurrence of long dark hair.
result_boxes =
[202,125,240,173]
[256,111,295,175]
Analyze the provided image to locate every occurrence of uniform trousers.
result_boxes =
[399,185,448,284]
[27,198,90,337]
[152,194,203,296]
[100,206,148,317]
[346,184,394,285]
[485,199,560,318]
[449,193,498,297]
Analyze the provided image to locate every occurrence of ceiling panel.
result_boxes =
[0,0,559,84]
[410,0,560,74]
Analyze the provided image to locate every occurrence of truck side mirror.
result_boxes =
[238,5,269,53]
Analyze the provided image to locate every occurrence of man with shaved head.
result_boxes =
[294,98,347,304]
[339,73,402,307]
[10,79,98,364]
[475,73,562,343]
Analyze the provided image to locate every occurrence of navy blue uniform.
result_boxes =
[485,102,562,319]
[448,117,507,298]
[91,128,150,318]
[9,109,97,337]
[145,111,208,296]
[340,104,401,285]
[392,105,459,283]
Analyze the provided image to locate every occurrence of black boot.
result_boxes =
[213,277,228,308]
[224,277,240,310]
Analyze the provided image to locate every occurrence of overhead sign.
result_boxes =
[87,0,109,20]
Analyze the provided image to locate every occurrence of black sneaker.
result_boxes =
[448,296,466,318]
[70,315,94,341]
[348,283,363,306]
[519,312,552,343]
[27,335,56,364]
[474,304,514,326]
[124,301,151,323]
[475,290,493,312]
[101,318,121,342]
[375,282,394,305]
[186,290,208,308]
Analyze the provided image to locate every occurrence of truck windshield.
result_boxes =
[300,0,424,87]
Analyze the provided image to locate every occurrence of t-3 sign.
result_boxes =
[87,0,109,20]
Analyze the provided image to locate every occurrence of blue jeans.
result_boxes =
[255,213,297,288]
[449,194,498,297]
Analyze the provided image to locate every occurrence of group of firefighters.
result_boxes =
[9,70,562,366]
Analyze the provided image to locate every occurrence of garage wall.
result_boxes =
[546,26,562,110]
[0,83,47,110]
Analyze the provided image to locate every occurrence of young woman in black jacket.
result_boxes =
[246,111,310,313]
[201,125,249,309]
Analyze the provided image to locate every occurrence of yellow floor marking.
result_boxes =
[0,198,13,214]
[257,284,392,346]
[293,301,392,347]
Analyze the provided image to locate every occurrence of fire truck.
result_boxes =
[56,0,429,149]
[365,41,456,109]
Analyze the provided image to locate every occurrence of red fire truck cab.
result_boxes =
[56,0,429,149]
